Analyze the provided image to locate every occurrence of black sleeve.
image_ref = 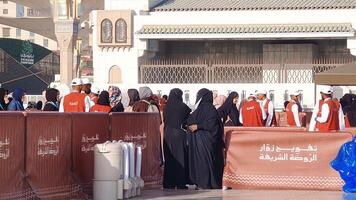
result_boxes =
[228,110,241,126]
[43,104,58,111]
[110,102,124,112]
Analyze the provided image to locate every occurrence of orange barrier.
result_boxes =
[1,111,353,198]
[0,112,35,199]
[110,113,163,187]
[25,112,84,199]
[223,130,352,190]
[71,113,110,196]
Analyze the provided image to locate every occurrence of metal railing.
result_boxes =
[139,58,354,84]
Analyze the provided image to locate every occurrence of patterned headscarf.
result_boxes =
[109,86,122,107]
[138,86,153,100]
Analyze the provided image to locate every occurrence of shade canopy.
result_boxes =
[0,17,56,40]
[315,62,356,85]
[9,0,52,16]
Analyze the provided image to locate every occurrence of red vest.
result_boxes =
[263,99,277,126]
[286,101,297,126]
[316,99,339,132]
[91,97,99,105]
[63,92,86,112]
[90,104,111,113]
[241,100,264,127]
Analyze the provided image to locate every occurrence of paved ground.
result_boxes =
[133,189,356,200]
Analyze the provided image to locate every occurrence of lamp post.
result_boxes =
[53,0,81,84]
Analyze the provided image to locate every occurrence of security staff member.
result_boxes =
[309,87,345,132]
[256,90,276,127]
[286,91,302,127]
[239,92,266,127]
[82,78,92,95]
[59,78,91,112]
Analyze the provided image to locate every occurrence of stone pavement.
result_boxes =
[133,189,356,200]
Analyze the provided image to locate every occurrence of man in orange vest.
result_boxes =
[81,78,92,95]
[239,92,266,127]
[89,86,100,105]
[256,90,275,127]
[309,86,345,132]
[286,91,302,127]
[59,78,91,112]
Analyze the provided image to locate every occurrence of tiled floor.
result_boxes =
[133,189,356,200]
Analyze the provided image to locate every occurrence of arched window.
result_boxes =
[108,66,122,84]
[115,19,127,43]
[101,19,113,43]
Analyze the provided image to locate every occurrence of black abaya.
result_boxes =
[163,88,191,188]
[186,88,224,189]
[217,92,241,126]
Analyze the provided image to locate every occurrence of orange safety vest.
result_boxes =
[63,92,86,112]
[286,101,297,126]
[241,100,264,127]
[316,99,339,132]
[263,99,277,126]
[90,104,111,113]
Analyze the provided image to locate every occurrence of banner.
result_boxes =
[223,131,352,190]
[72,113,110,196]
[111,113,163,187]
[26,113,84,199]
[0,112,35,199]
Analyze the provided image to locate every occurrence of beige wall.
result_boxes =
[0,1,58,50]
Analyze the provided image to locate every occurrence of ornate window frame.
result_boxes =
[101,18,113,43]
[115,18,127,43]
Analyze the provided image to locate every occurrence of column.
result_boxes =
[54,20,79,84]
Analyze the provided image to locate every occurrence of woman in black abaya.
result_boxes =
[163,88,191,189]
[186,88,224,189]
[217,92,241,126]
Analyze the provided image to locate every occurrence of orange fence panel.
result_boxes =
[25,112,84,199]
[223,130,352,190]
[72,113,110,196]
[110,113,162,187]
[0,112,35,199]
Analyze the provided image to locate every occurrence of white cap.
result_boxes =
[70,78,82,86]
[255,90,267,95]
[247,92,256,98]
[290,91,300,96]
[91,86,100,95]
[320,86,333,95]
[82,78,91,85]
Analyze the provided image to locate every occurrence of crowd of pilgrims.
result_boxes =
[0,78,356,189]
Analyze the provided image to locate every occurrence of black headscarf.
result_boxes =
[163,88,191,129]
[42,88,59,111]
[98,91,111,106]
[46,88,59,103]
[36,101,43,110]
[0,88,7,110]
[128,89,140,106]
[186,88,224,189]
[196,88,213,105]
[217,92,240,126]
